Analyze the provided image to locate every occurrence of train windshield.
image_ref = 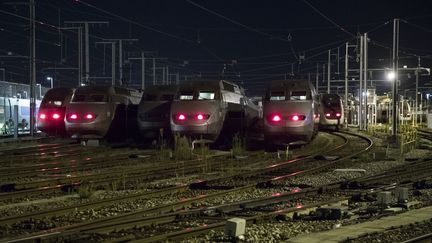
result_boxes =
[198,91,215,100]
[323,98,340,107]
[179,91,194,100]
[270,91,285,101]
[143,94,173,101]
[42,89,72,107]
[72,94,107,102]
[144,94,157,101]
[161,94,174,101]
[290,91,308,100]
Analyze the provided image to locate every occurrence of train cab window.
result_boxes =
[290,91,308,100]
[270,91,285,101]
[144,94,158,101]
[89,94,107,102]
[72,94,86,102]
[198,91,215,100]
[161,94,174,101]
[48,100,63,106]
[179,91,194,100]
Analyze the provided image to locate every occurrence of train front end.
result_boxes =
[170,89,224,142]
[37,88,73,136]
[64,87,113,139]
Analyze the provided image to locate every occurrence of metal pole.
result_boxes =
[112,42,116,85]
[29,0,36,136]
[345,42,348,126]
[141,52,145,90]
[316,63,319,91]
[166,66,169,85]
[162,67,166,85]
[337,47,340,74]
[363,33,368,130]
[359,35,363,130]
[322,63,325,87]
[176,72,179,85]
[327,50,331,94]
[118,40,123,86]
[415,56,420,126]
[78,27,82,86]
[153,58,156,85]
[84,22,89,85]
[391,18,399,138]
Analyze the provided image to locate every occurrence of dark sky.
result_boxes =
[1,0,432,95]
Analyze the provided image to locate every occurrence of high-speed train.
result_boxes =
[263,80,319,146]
[137,85,178,142]
[37,87,74,136]
[319,93,344,129]
[65,86,142,140]
[170,80,259,143]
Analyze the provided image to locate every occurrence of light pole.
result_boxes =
[46,77,53,88]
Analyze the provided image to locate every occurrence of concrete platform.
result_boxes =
[289,206,432,243]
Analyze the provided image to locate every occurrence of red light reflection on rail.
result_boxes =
[291,187,301,193]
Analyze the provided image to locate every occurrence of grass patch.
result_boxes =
[78,183,95,199]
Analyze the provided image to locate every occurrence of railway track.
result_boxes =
[0,131,372,242]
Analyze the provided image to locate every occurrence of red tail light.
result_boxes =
[325,113,331,117]
[271,114,282,122]
[69,114,78,120]
[336,112,341,117]
[289,114,306,121]
[39,113,46,120]
[177,114,186,121]
[85,113,94,120]
[196,114,210,120]
[52,113,61,120]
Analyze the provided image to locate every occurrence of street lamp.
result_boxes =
[387,71,395,81]
[46,76,53,88]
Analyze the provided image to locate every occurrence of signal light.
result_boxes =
[52,113,61,120]
[289,114,305,121]
[196,114,210,120]
[69,114,78,120]
[39,113,46,120]
[85,114,94,120]
[177,114,186,121]
[271,114,282,122]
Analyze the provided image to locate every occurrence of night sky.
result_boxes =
[1,0,432,95]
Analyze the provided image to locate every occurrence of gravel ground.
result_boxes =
[2,133,431,242]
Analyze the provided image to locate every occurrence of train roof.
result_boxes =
[74,85,141,96]
[44,87,74,96]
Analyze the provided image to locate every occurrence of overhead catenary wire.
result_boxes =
[301,0,357,38]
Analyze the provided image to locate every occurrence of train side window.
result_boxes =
[50,101,63,106]
[270,91,285,101]
[222,81,236,92]
[145,94,157,101]
[290,91,308,100]
[198,91,215,100]
[72,94,86,102]
[179,91,194,100]
[161,94,174,101]
[89,94,107,102]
